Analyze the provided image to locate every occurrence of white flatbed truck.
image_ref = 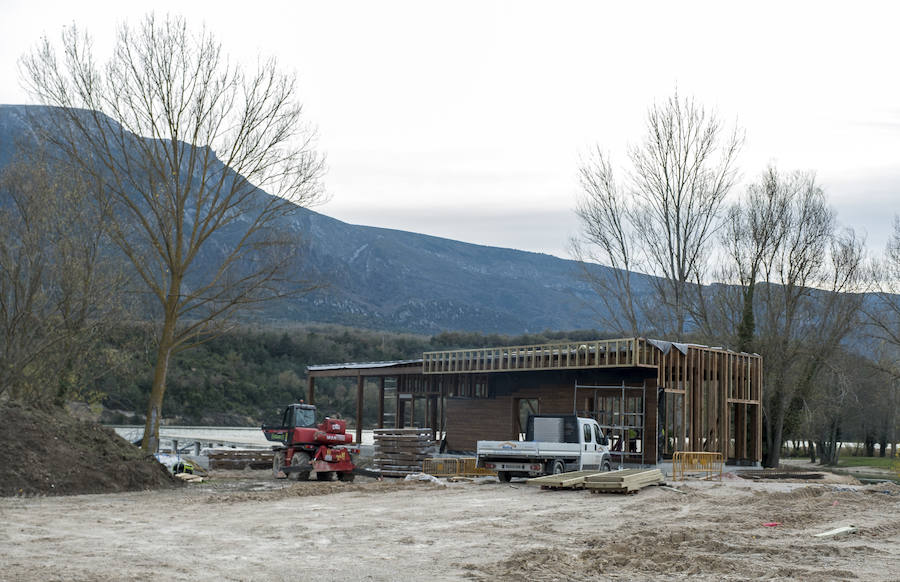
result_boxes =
[476,414,612,482]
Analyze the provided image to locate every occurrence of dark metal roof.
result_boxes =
[307,359,423,372]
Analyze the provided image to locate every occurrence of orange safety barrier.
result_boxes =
[421,457,496,477]
[672,451,723,481]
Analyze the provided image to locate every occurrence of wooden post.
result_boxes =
[378,376,385,429]
[644,380,657,465]
[395,377,402,428]
[356,374,364,445]
[430,395,438,439]
[307,376,315,405]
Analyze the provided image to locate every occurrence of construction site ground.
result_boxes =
[2,469,899,581]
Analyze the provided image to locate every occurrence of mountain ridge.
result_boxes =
[0,104,633,334]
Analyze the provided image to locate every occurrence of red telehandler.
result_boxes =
[262,403,359,481]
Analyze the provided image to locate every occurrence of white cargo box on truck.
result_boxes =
[477,414,611,482]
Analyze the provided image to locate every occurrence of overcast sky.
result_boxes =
[2,1,898,259]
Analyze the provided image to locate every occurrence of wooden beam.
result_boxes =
[430,395,438,439]
[307,366,423,379]
[378,377,385,429]
[395,378,401,428]
[307,376,315,405]
[356,375,364,445]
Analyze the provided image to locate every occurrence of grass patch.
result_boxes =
[837,456,899,469]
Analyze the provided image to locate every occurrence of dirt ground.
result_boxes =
[2,471,899,581]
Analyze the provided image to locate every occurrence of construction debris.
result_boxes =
[739,469,824,481]
[373,428,434,477]
[660,485,686,494]
[175,472,204,483]
[814,525,858,538]
[403,472,446,486]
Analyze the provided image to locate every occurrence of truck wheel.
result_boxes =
[497,471,512,483]
[602,460,611,472]
[290,452,312,481]
[272,451,287,479]
[548,460,566,475]
[338,471,355,482]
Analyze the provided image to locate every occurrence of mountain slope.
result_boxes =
[281,208,615,332]
[0,104,630,334]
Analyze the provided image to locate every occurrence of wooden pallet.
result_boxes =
[207,449,274,470]
[373,428,435,477]
[585,469,663,494]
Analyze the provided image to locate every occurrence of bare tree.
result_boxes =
[868,217,900,351]
[572,150,642,335]
[573,92,742,338]
[726,170,864,466]
[0,149,125,405]
[20,15,325,451]
[720,166,791,352]
[864,217,900,455]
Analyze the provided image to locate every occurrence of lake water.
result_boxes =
[110,425,378,450]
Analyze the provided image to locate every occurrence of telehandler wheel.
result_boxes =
[290,452,312,481]
[272,451,287,479]
[602,460,611,472]
[316,470,336,481]
[497,471,512,483]
[338,471,355,482]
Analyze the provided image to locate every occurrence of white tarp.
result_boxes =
[647,339,690,355]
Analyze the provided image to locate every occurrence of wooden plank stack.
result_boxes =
[585,468,663,494]
[373,428,435,477]
[207,449,274,470]
[527,468,664,494]
[527,470,602,490]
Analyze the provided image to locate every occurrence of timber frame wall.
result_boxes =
[306,338,762,464]
[657,346,762,462]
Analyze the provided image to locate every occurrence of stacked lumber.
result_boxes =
[207,449,274,470]
[175,472,204,483]
[585,468,663,494]
[373,428,434,477]
[527,470,601,490]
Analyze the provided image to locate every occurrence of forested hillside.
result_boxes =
[94,325,607,426]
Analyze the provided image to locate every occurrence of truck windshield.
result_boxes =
[293,407,316,428]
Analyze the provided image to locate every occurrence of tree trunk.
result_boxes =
[141,314,177,453]
[765,407,785,468]
[808,440,816,463]
[737,282,756,353]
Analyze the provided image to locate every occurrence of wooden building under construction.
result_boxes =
[306,338,763,464]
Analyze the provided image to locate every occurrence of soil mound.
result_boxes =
[0,401,177,496]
